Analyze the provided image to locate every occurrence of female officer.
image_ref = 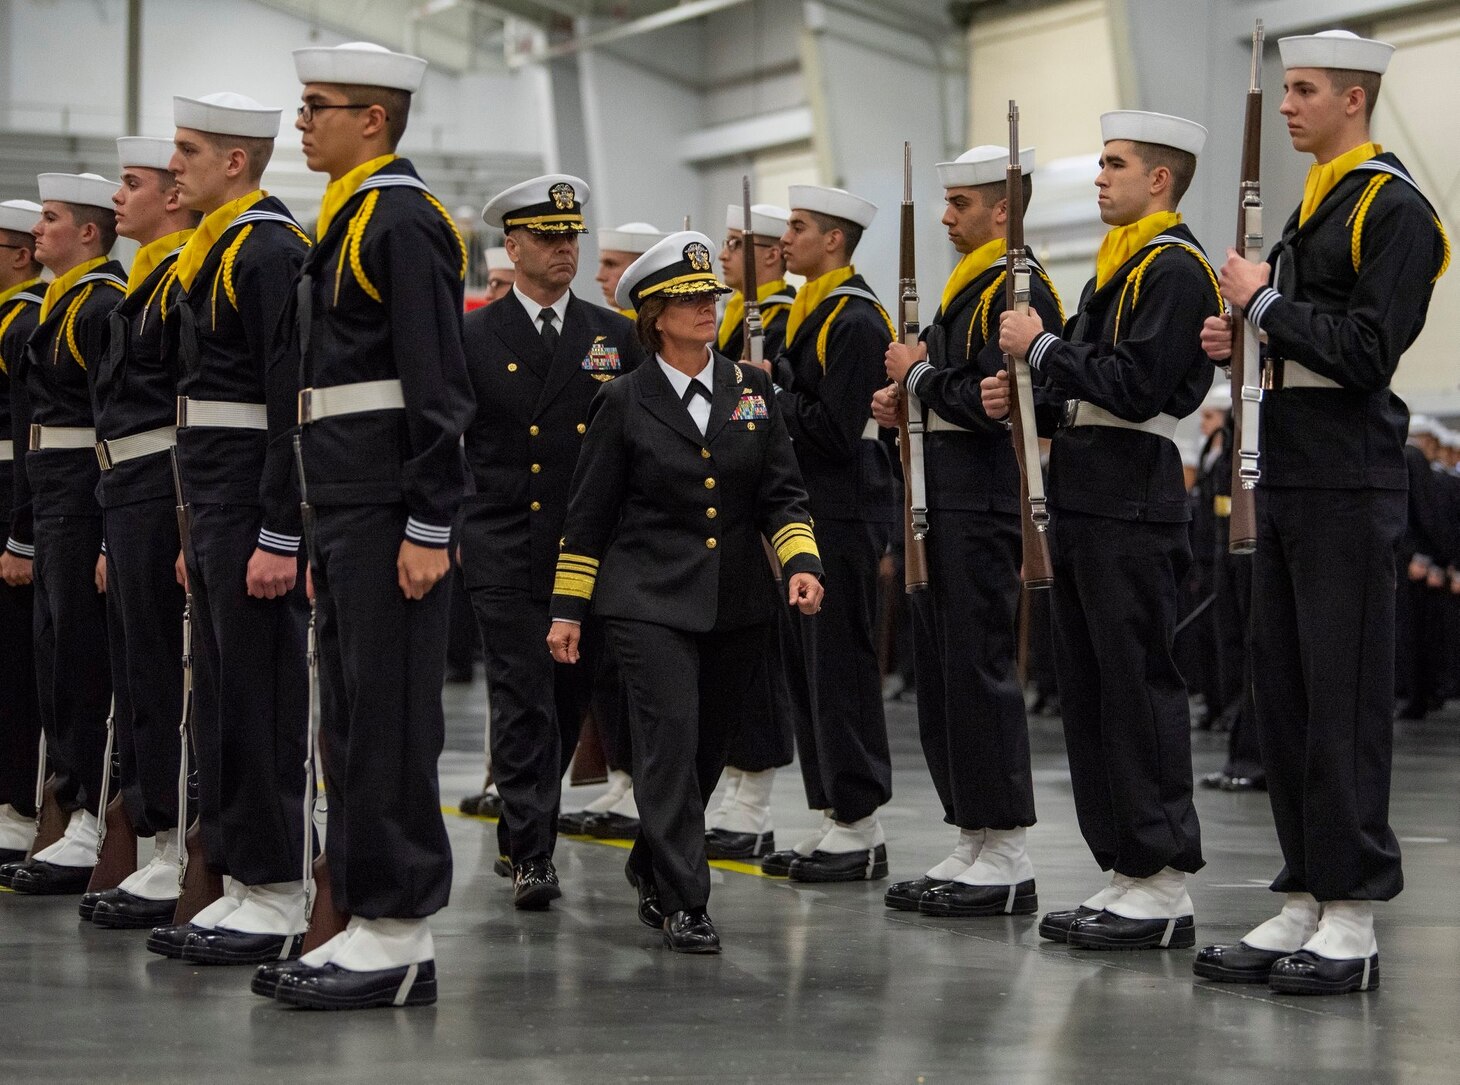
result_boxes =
[546,231,824,953]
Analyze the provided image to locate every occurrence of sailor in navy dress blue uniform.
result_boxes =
[1195,30,1450,996]
[996,111,1222,950]
[548,232,823,952]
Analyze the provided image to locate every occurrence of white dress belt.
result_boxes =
[29,424,97,451]
[298,379,405,424]
[1062,400,1179,442]
[1277,360,1342,390]
[925,413,974,434]
[176,397,268,430]
[0,443,13,462]
[96,425,178,471]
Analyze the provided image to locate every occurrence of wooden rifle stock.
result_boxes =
[897,142,929,593]
[1004,103,1053,589]
[569,706,609,787]
[28,774,67,858]
[1228,20,1264,555]
[87,793,138,894]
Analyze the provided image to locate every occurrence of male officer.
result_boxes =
[0,199,45,870]
[758,184,899,883]
[6,174,124,896]
[1195,31,1448,995]
[84,138,198,929]
[146,92,312,964]
[872,145,1063,916]
[259,41,473,1011]
[462,175,644,908]
[596,221,662,318]
[994,111,1222,949]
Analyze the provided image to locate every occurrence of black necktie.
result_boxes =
[681,379,712,409]
[538,309,559,354]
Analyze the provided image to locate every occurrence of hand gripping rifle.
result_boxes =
[170,448,222,922]
[1228,19,1265,555]
[896,142,930,593]
[1005,102,1053,589]
[741,175,765,369]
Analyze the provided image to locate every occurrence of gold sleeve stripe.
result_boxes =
[771,522,813,546]
[557,552,600,570]
[775,533,820,566]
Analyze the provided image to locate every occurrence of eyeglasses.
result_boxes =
[721,237,779,254]
[296,103,372,123]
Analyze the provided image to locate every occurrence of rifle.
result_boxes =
[896,142,930,593]
[1004,102,1053,589]
[87,696,138,893]
[26,737,67,858]
[740,176,765,369]
[169,447,222,924]
[1228,19,1265,555]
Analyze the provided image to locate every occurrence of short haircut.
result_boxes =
[636,294,668,354]
[134,167,204,227]
[1325,68,1382,121]
[340,85,412,149]
[804,210,863,260]
[974,174,1033,213]
[70,203,118,253]
[0,228,41,271]
[200,131,275,182]
[1127,140,1197,205]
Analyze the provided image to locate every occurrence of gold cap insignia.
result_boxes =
[685,241,712,272]
[550,183,576,210]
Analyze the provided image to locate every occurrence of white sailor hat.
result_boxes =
[482,174,589,234]
[37,173,118,210]
[1409,415,1441,440]
[484,246,512,272]
[1201,383,1233,411]
[725,202,790,238]
[1279,30,1393,75]
[294,41,428,93]
[787,184,877,229]
[615,230,731,311]
[0,199,42,234]
[598,222,663,254]
[937,145,1035,189]
[1100,110,1207,156]
[117,136,176,171]
[173,92,281,139]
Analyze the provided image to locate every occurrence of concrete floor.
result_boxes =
[3,679,1458,1085]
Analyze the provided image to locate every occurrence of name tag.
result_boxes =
[581,337,621,373]
[731,394,768,421]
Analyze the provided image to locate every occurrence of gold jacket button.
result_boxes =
[747,422,756,431]
[706,538,717,549]
[577,423,587,434]
[529,425,539,436]
[531,501,541,511]
[700,448,711,459]
[704,477,715,489]
[706,508,717,519]
[507,363,518,372]
[531,463,542,473]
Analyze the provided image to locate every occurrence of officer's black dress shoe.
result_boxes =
[788,844,888,883]
[884,876,947,911]
[1038,905,1099,943]
[624,863,663,929]
[581,811,640,839]
[181,928,305,965]
[9,860,93,895]
[147,922,208,959]
[458,790,502,818]
[759,848,802,877]
[1066,910,1195,950]
[251,958,314,998]
[274,959,437,1010]
[557,809,593,834]
[704,828,775,861]
[91,890,179,930]
[919,878,1038,917]
[1267,950,1379,995]
[79,886,121,921]
[492,854,512,878]
[1193,941,1289,983]
[511,857,561,910]
[662,908,721,954]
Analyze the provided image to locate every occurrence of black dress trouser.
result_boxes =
[32,514,110,815]
[723,584,799,773]
[0,575,39,814]
[1048,508,1203,878]
[1251,486,1406,902]
[609,618,763,916]
[911,508,1035,830]
[314,504,453,918]
[104,496,184,836]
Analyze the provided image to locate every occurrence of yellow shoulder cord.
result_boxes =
[211,224,254,330]
[422,192,469,281]
[141,262,180,335]
[1347,172,1451,283]
[973,272,1008,356]
[58,285,97,368]
[1113,244,1221,344]
[0,299,28,374]
[814,296,898,371]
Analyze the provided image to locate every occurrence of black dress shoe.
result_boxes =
[0,858,30,888]
[662,908,721,954]
[557,809,594,835]
[147,922,209,959]
[80,886,123,921]
[1268,949,1379,995]
[1066,910,1195,950]
[252,958,314,998]
[704,828,775,861]
[9,860,93,895]
[884,876,947,911]
[512,857,562,910]
[919,878,1038,917]
[491,854,512,878]
[458,790,502,818]
[624,863,663,929]
[0,847,26,867]
[759,848,803,877]
[581,811,640,840]
[788,844,888,883]
[1193,941,1290,983]
[92,890,179,930]
[1199,771,1231,790]
[274,959,437,1010]
[181,928,305,965]
[1221,775,1267,793]
[1038,905,1100,943]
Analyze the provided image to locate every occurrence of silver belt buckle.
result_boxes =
[28,423,42,452]
[297,387,314,425]
[1062,401,1079,428]
[95,439,114,471]
[175,396,188,427]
